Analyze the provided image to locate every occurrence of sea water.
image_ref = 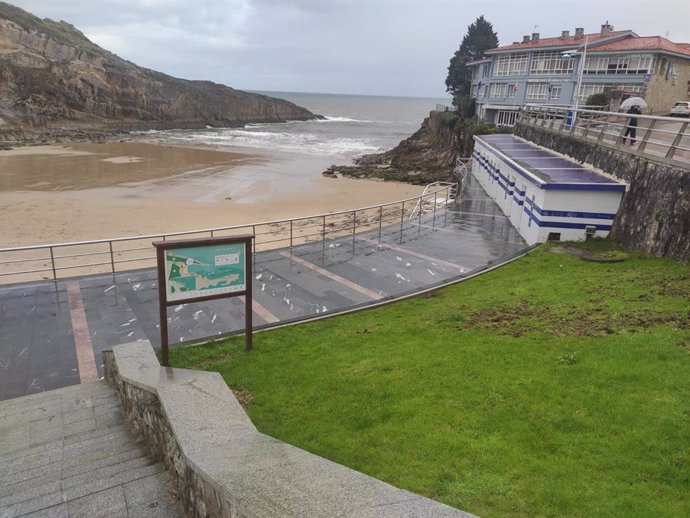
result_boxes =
[142,91,452,161]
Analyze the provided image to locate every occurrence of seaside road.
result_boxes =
[0,174,529,401]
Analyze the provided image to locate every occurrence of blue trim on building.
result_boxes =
[532,206,617,220]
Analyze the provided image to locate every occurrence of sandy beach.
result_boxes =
[0,141,424,248]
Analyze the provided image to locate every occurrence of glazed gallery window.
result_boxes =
[525,83,549,100]
[584,54,653,74]
[575,83,645,101]
[490,83,508,98]
[494,54,528,76]
[530,52,574,75]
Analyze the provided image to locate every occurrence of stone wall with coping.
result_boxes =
[104,341,475,518]
[513,122,690,261]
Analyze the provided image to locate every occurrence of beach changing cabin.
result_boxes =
[472,135,626,245]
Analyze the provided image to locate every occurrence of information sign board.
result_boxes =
[153,235,254,365]
[163,242,246,302]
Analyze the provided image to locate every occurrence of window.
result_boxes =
[481,64,490,78]
[494,54,528,76]
[490,83,508,98]
[530,51,574,75]
[496,110,518,126]
[508,83,518,98]
[525,82,549,100]
[584,54,653,75]
[550,84,562,100]
[575,83,645,102]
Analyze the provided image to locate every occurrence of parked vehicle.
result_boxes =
[670,101,690,117]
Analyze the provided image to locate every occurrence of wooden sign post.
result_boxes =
[153,235,254,366]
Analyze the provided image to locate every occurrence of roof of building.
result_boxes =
[588,36,690,57]
[486,30,633,53]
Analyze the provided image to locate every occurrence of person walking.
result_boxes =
[622,105,641,146]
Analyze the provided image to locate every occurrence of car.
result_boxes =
[670,101,690,117]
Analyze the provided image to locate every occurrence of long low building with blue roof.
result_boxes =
[472,134,626,245]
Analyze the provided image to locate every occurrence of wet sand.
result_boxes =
[0,141,424,247]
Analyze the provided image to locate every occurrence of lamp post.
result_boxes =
[562,36,589,125]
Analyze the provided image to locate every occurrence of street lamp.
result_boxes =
[562,36,589,125]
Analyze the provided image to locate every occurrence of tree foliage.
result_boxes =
[445,16,498,103]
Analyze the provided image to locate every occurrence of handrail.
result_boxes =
[0,183,454,284]
[517,105,690,165]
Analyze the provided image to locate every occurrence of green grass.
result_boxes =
[169,242,690,517]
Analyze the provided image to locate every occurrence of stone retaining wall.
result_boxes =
[513,122,690,261]
[104,341,474,518]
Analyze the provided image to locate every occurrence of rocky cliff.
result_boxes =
[323,111,508,185]
[0,2,316,140]
[323,112,461,185]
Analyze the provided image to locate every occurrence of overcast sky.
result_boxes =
[7,0,690,98]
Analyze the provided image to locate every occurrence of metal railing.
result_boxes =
[518,105,690,165]
[0,184,455,285]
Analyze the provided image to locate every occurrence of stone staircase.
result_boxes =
[0,381,184,518]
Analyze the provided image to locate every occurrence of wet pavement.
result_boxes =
[0,174,528,401]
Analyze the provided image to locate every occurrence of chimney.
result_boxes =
[531,32,540,42]
[561,30,570,39]
[522,35,531,43]
[575,27,585,39]
[600,22,614,36]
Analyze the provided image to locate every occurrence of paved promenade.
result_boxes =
[0,174,528,401]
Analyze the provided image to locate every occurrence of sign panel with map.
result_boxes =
[164,242,246,301]
[153,235,254,364]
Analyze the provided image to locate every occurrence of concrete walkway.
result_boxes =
[0,174,528,401]
[0,381,184,517]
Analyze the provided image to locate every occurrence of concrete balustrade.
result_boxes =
[104,341,475,518]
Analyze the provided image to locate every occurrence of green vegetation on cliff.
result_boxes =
[171,241,690,517]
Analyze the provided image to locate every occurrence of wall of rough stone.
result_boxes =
[103,350,243,518]
[513,122,690,261]
[644,56,690,115]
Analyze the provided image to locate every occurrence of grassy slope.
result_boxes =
[169,242,690,517]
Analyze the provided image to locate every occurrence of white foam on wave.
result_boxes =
[320,116,373,123]
[152,128,382,157]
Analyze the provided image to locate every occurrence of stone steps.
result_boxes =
[0,381,184,518]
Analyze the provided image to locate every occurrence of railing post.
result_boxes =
[399,201,405,243]
[49,247,57,282]
[596,117,610,144]
[665,121,687,160]
[322,215,326,258]
[417,195,423,237]
[432,192,437,229]
[252,225,256,269]
[109,242,115,274]
[378,206,383,243]
[290,220,293,251]
[637,119,657,153]
[352,210,356,253]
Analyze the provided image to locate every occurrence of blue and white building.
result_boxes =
[468,23,690,125]
[472,134,626,244]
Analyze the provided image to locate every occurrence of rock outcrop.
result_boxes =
[0,2,316,140]
[323,113,461,185]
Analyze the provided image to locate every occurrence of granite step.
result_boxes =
[0,381,184,518]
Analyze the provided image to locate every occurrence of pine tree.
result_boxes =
[445,16,498,110]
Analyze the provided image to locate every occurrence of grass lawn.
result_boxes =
[169,241,690,517]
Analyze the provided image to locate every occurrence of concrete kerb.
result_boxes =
[104,341,476,518]
[172,242,541,350]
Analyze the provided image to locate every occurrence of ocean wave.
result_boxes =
[320,116,373,123]
[150,128,382,157]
